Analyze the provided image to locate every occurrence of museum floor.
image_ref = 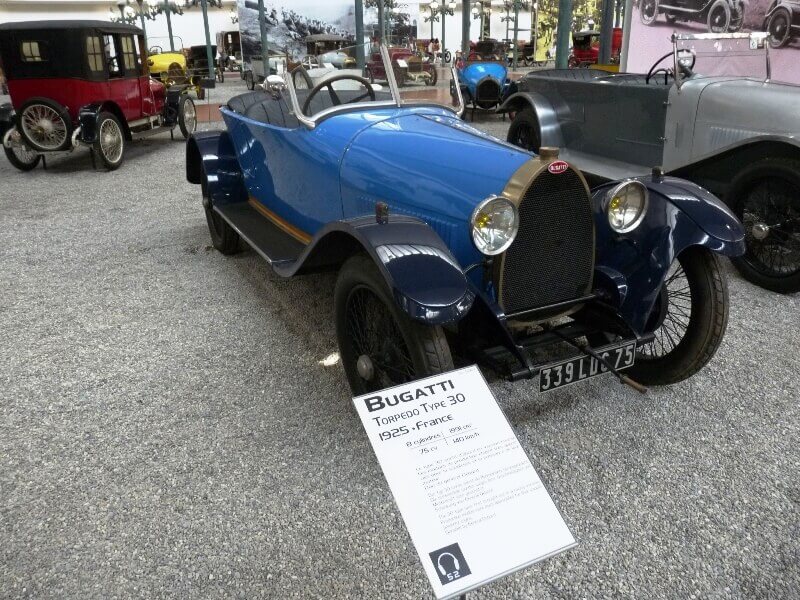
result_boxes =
[1,76,798,598]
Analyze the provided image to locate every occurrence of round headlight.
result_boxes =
[470,196,519,256]
[606,181,649,233]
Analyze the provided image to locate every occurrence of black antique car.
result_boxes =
[764,0,800,47]
[639,0,745,32]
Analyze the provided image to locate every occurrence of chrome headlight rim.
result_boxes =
[470,195,520,256]
[605,180,649,234]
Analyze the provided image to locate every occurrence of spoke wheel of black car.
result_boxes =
[729,157,800,293]
[729,1,745,31]
[4,134,41,172]
[93,112,125,171]
[178,95,197,139]
[626,247,729,386]
[18,99,72,152]
[335,254,454,395]
[767,9,792,48]
[707,0,732,33]
[507,108,541,153]
[640,0,659,25]
[202,178,240,255]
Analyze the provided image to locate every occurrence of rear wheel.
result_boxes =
[178,95,197,139]
[4,142,41,171]
[335,254,454,395]
[202,177,240,255]
[729,157,800,293]
[627,247,729,385]
[767,8,792,47]
[18,99,72,152]
[93,111,125,171]
[707,0,732,33]
[507,107,541,153]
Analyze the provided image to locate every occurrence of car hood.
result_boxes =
[460,62,508,84]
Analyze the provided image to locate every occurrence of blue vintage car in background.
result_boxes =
[451,41,512,120]
[186,46,745,396]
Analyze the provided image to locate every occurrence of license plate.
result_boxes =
[538,341,637,393]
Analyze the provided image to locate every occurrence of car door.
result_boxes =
[104,33,141,121]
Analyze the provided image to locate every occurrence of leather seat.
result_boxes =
[226,89,393,128]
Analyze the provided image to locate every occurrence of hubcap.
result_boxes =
[356,355,375,380]
[100,119,123,163]
[752,222,770,241]
[21,104,68,150]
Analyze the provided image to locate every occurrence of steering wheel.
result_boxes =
[645,49,696,84]
[149,45,163,55]
[301,73,376,117]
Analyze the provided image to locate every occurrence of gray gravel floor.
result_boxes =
[1,79,799,600]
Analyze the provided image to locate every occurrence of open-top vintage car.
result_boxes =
[147,38,206,99]
[186,45,745,395]
[569,29,623,68]
[0,20,196,171]
[452,42,512,119]
[763,0,800,47]
[502,32,800,293]
[364,47,437,87]
[638,0,745,32]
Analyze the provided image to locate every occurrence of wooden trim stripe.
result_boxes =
[248,197,312,245]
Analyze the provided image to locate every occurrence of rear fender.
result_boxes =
[185,130,248,206]
[497,91,564,148]
[284,216,475,326]
[592,176,745,334]
[0,104,14,140]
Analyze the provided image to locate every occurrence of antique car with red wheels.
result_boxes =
[0,20,196,172]
[364,47,437,87]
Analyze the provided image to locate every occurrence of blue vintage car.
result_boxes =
[186,47,745,396]
[451,42,512,119]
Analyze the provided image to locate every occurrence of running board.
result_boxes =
[213,201,305,267]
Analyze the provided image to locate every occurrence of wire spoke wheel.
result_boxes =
[99,118,123,164]
[741,178,800,279]
[20,104,68,151]
[768,11,792,47]
[346,286,416,392]
[640,0,659,24]
[638,263,692,360]
[707,0,731,33]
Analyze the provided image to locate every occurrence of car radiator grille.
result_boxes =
[476,79,501,102]
[498,168,594,315]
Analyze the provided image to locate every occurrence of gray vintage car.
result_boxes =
[501,32,800,293]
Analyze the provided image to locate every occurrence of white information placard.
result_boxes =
[353,366,576,599]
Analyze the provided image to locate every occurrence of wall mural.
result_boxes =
[626,0,799,84]
[236,0,418,71]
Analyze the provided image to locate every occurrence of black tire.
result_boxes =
[17,98,72,152]
[178,95,197,139]
[444,50,452,64]
[93,111,125,171]
[625,247,729,385]
[507,107,541,153]
[767,8,792,48]
[707,0,732,32]
[640,0,660,25]
[196,85,206,100]
[245,71,255,91]
[4,142,41,171]
[335,254,454,395]
[729,0,745,31]
[728,157,800,293]
[202,177,240,255]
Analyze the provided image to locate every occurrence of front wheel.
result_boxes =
[93,111,125,171]
[640,0,660,25]
[767,8,792,47]
[203,177,240,255]
[335,254,454,395]
[626,247,729,385]
[507,107,541,153]
[178,95,197,139]
[729,157,800,293]
[4,138,41,171]
[707,0,732,33]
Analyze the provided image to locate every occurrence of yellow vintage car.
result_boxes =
[147,45,206,100]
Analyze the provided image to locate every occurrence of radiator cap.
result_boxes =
[539,147,560,160]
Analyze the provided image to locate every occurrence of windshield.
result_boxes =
[675,32,771,82]
[282,42,462,127]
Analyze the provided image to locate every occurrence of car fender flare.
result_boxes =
[186,130,248,205]
[78,101,131,144]
[497,91,564,148]
[279,217,476,326]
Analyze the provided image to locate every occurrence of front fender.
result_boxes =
[186,130,248,205]
[497,91,565,148]
[280,216,475,326]
[592,176,745,333]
